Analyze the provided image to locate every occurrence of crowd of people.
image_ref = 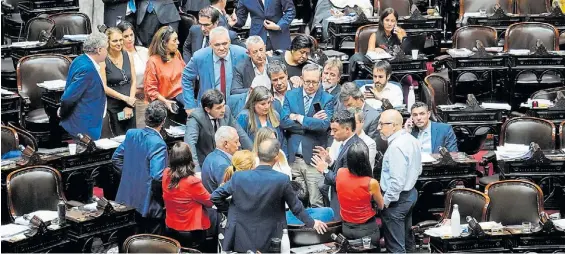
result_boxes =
[56,0,460,252]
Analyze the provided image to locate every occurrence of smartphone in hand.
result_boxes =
[170,102,179,114]
[313,102,322,113]
[117,111,126,121]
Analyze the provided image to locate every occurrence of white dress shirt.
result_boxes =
[362,82,404,109]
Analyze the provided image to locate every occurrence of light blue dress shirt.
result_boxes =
[418,123,432,154]
[213,50,232,90]
[380,130,422,206]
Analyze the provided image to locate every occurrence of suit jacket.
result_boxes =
[184,106,253,166]
[136,0,181,25]
[411,121,458,153]
[181,0,209,12]
[103,0,128,27]
[231,57,273,95]
[362,103,380,141]
[227,92,282,118]
[201,148,232,193]
[280,87,335,164]
[60,54,106,140]
[182,25,243,63]
[181,45,248,109]
[211,165,315,252]
[323,134,362,221]
[112,127,167,218]
[235,0,295,50]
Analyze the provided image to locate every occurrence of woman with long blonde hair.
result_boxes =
[222,150,257,184]
[253,127,291,179]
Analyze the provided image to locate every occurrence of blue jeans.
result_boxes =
[381,188,418,253]
[286,207,335,225]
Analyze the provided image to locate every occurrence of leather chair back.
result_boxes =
[123,234,181,253]
[453,26,498,50]
[355,24,379,54]
[505,22,559,51]
[48,12,92,40]
[500,117,555,149]
[560,121,565,150]
[516,0,550,14]
[6,166,65,217]
[443,188,490,224]
[8,123,37,151]
[485,180,543,225]
[288,221,342,246]
[424,74,451,106]
[377,0,411,16]
[1,126,19,156]
[459,0,514,19]
[17,54,71,111]
[530,87,565,101]
[178,13,197,53]
[24,17,55,41]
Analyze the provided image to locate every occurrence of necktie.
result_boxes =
[220,58,226,95]
[338,143,345,156]
[128,0,136,13]
[203,36,209,48]
[147,0,154,13]
[304,95,312,114]
[213,119,219,133]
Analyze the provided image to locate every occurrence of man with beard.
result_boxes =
[360,60,403,109]
[268,61,294,106]
[321,58,342,97]
[405,101,458,154]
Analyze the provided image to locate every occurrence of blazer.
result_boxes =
[181,0,209,12]
[362,103,381,141]
[182,25,243,63]
[136,0,180,26]
[227,92,282,118]
[184,106,253,166]
[280,87,335,164]
[234,0,295,50]
[411,121,458,153]
[60,54,106,140]
[236,109,282,143]
[211,165,315,252]
[323,134,362,221]
[201,148,232,193]
[181,45,248,109]
[231,57,273,95]
[113,127,167,218]
[103,0,128,27]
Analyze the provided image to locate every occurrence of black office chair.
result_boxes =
[288,221,343,246]
[485,180,544,226]
[48,12,91,40]
[23,16,55,41]
[453,26,498,50]
[1,125,19,156]
[7,122,37,151]
[123,234,182,253]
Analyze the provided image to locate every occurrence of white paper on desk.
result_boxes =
[63,34,89,42]
[421,153,437,163]
[166,125,186,137]
[508,49,530,55]
[553,219,565,230]
[37,79,66,91]
[14,210,58,226]
[495,143,531,160]
[463,12,486,18]
[447,48,474,58]
[37,147,70,155]
[1,224,30,240]
[94,139,121,149]
[10,41,41,47]
[110,135,126,143]
[481,103,511,110]
[424,225,453,237]
[437,103,467,110]
[291,244,331,254]
[366,51,392,61]
[1,88,15,95]
[326,15,355,23]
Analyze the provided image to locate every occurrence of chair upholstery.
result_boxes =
[123,234,181,253]
[516,0,550,14]
[500,117,555,150]
[485,180,543,226]
[424,74,451,106]
[288,221,342,246]
[355,24,379,54]
[442,188,490,224]
[178,13,197,53]
[459,0,514,19]
[1,126,19,156]
[530,87,565,101]
[453,26,498,50]
[505,22,559,51]
[6,166,65,217]
[377,0,411,16]
[8,123,38,151]
[24,17,55,41]
[48,12,92,40]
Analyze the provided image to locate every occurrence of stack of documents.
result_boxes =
[14,210,58,226]
[63,34,89,42]
[495,144,532,160]
[1,224,30,240]
[481,102,511,110]
[366,51,392,61]
[447,48,474,58]
[94,139,121,149]
[166,125,185,137]
[437,103,468,110]
[37,80,66,91]
[290,244,331,254]
[421,153,437,163]
[110,135,126,143]
[553,219,565,230]
[508,49,530,55]
[1,88,15,95]
[10,41,40,47]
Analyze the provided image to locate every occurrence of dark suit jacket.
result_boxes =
[184,106,253,166]
[136,0,180,25]
[362,103,380,141]
[201,148,232,193]
[411,121,458,153]
[103,0,129,27]
[231,57,275,95]
[211,165,315,252]
[235,0,295,50]
[323,134,363,221]
[182,25,243,63]
[181,0,209,12]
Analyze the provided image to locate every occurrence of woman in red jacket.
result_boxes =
[163,142,212,247]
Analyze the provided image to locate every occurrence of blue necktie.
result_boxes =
[147,0,154,13]
[304,95,312,114]
[128,0,136,13]
[338,143,345,156]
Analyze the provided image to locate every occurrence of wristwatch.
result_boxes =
[323,168,329,174]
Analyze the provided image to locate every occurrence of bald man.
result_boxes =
[377,109,422,253]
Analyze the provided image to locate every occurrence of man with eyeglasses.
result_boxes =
[281,64,335,208]
[182,26,248,115]
[182,7,242,63]
[377,109,421,253]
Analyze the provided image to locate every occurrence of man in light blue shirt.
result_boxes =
[405,101,458,154]
[378,109,422,253]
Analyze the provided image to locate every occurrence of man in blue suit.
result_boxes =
[59,32,108,140]
[201,125,241,193]
[112,101,168,234]
[234,0,295,50]
[280,64,335,208]
[211,138,327,253]
[182,26,248,113]
[406,101,458,153]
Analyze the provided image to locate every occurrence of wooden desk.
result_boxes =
[1,223,71,253]
[9,40,82,69]
[1,92,21,125]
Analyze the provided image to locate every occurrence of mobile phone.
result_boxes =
[170,102,179,114]
[313,102,322,113]
[364,86,376,97]
[117,111,126,121]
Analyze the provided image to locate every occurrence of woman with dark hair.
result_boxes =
[162,142,212,248]
[336,142,384,246]
[274,34,314,86]
[117,21,150,128]
[236,86,282,143]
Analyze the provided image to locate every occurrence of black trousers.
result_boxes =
[166,227,206,248]
[136,213,165,235]
[342,216,380,250]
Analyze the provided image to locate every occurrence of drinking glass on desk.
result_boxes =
[522,222,532,233]
[362,236,371,249]
[479,9,487,16]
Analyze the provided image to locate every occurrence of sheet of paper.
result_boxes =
[0,224,30,240]
[291,244,331,254]
[421,153,437,163]
[481,103,511,110]
[94,139,121,149]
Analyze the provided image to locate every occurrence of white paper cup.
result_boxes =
[412,50,419,59]
[69,144,77,155]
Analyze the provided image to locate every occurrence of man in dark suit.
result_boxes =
[339,82,381,141]
[234,0,295,50]
[180,0,209,17]
[201,125,240,193]
[210,0,237,28]
[182,7,243,63]
[321,58,343,97]
[231,36,271,95]
[311,110,362,220]
[136,0,181,46]
[184,89,253,168]
[103,0,136,27]
[405,101,458,153]
[211,138,328,253]
[280,64,335,208]
[112,101,168,234]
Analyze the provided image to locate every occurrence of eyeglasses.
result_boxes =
[304,80,319,86]
[200,22,214,27]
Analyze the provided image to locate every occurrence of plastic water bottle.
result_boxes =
[407,85,416,111]
[281,229,290,254]
[451,204,461,237]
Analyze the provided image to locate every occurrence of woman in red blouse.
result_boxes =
[162,142,212,247]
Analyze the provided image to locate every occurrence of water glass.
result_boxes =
[68,144,77,155]
[411,50,419,60]
[522,222,532,233]
[479,9,487,15]
[362,236,371,249]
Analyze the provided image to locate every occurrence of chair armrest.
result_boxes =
[1,1,14,13]
[509,111,526,118]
